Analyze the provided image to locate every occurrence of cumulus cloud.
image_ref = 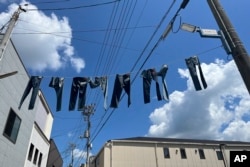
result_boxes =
[0,1,85,73]
[147,59,250,141]
[73,148,87,159]
[72,148,92,159]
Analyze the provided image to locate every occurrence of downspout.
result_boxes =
[154,143,159,167]
[110,141,113,167]
[220,144,228,167]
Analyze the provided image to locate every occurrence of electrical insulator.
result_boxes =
[84,130,89,138]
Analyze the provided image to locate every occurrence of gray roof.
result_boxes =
[112,136,250,145]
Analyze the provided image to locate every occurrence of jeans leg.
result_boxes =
[69,78,79,111]
[122,74,131,107]
[143,77,151,104]
[19,78,33,109]
[186,58,202,91]
[55,86,63,111]
[28,76,42,110]
[110,75,123,108]
[78,81,88,111]
[101,77,108,110]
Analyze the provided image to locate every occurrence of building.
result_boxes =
[24,92,54,167]
[90,137,250,167]
[0,34,62,166]
[46,139,63,167]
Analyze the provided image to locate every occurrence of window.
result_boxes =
[163,147,170,158]
[180,148,187,159]
[3,108,21,143]
[198,149,205,159]
[33,148,39,165]
[38,152,43,167]
[28,143,34,161]
[216,151,223,160]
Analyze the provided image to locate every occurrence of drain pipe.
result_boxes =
[220,144,228,167]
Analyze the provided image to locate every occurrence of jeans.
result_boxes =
[141,69,162,104]
[19,76,43,110]
[69,77,89,111]
[89,76,108,110]
[110,74,131,108]
[185,56,207,91]
[49,77,64,111]
[157,64,169,100]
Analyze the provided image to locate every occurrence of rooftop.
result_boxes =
[110,136,250,145]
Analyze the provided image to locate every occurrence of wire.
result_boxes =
[26,0,121,11]
[31,0,70,5]
[90,0,178,144]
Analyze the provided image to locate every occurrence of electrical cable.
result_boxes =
[31,0,70,5]
[26,0,121,11]
[90,0,191,145]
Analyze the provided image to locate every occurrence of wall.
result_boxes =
[94,140,250,167]
[0,36,36,166]
[24,123,50,167]
[24,93,54,167]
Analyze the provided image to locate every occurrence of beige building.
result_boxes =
[89,137,250,167]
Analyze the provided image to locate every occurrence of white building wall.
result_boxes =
[24,123,50,167]
[35,93,53,139]
[0,35,54,167]
[0,36,36,167]
[24,93,54,167]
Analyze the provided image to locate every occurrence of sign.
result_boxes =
[230,151,250,167]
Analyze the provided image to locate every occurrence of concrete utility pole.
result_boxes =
[82,104,95,167]
[207,0,250,95]
[0,6,26,61]
[69,143,76,167]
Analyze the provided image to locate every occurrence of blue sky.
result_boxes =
[1,0,250,166]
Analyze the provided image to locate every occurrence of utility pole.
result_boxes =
[81,104,95,167]
[69,143,76,167]
[207,0,250,95]
[0,6,26,61]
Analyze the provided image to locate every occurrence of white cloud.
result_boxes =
[72,148,92,159]
[147,59,250,141]
[0,1,85,73]
[73,148,87,159]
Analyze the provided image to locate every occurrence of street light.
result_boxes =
[181,22,231,54]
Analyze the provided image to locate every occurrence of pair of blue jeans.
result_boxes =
[49,77,64,111]
[19,76,43,110]
[69,77,89,111]
[110,74,131,108]
[141,65,169,104]
[185,56,207,91]
[89,76,108,110]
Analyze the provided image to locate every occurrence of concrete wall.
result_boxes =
[91,140,250,167]
[24,92,55,167]
[24,123,50,167]
[46,139,63,167]
[0,36,36,166]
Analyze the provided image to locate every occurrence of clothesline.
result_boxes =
[17,55,208,112]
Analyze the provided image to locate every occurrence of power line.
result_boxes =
[31,0,70,5]
[26,0,121,11]
[90,0,191,145]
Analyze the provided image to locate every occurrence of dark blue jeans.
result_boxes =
[69,77,89,111]
[89,76,108,110]
[141,69,162,104]
[49,77,64,111]
[19,76,43,110]
[157,65,169,100]
[185,56,207,91]
[110,74,131,108]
